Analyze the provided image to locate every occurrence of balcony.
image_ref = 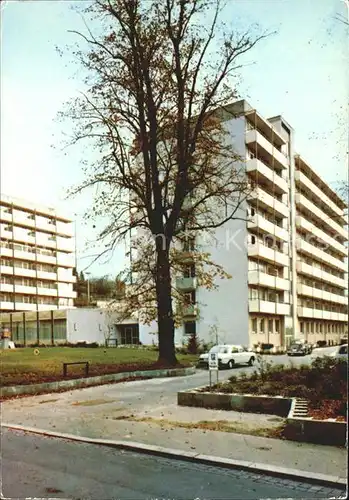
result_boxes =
[13,267,36,279]
[37,270,57,281]
[248,242,289,267]
[12,210,36,229]
[14,303,37,312]
[246,158,288,194]
[13,249,36,262]
[296,261,347,289]
[56,220,74,237]
[0,283,14,293]
[57,286,77,299]
[248,214,288,242]
[57,236,74,253]
[248,188,289,219]
[296,216,347,256]
[37,304,59,311]
[245,129,288,170]
[57,269,76,283]
[37,287,58,297]
[295,171,345,221]
[56,253,75,268]
[182,304,198,317]
[0,265,13,276]
[248,271,290,290]
[0,208,12,223]
[297,283,348,305]
[0,246,12,258]
[12,227,36,245]
[298,307,348,322]
[176,277,197,291]
[296,238,347,272]
[249,299,290,315]
[295,194,347,240]
[14,284,37,295]
[0,301,15,311]
[36,253,56,265]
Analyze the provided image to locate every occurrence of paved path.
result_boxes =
[2,366,347,480]
[2,428,344,499]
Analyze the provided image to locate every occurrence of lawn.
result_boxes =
[0,347,198,386]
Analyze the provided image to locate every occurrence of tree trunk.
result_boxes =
[155,246,178,366]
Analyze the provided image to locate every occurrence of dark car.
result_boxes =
[287,342,312,356]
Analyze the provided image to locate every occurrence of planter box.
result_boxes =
[285,398,347,446]
[178,388,347,445]
[177,387,292,417]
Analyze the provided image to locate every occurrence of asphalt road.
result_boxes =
[2,428,344,499]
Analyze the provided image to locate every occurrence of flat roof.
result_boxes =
[0,193,73,223]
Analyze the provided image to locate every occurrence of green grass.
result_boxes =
[0,347,198,386]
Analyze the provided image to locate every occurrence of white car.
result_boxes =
[310,344,348,362]
[198,344,255,369]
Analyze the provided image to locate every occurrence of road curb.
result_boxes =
[0,366,196,398]
[2,423,346,490]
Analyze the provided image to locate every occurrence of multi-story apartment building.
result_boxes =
[0,194,77,313]
[138,99,347,349]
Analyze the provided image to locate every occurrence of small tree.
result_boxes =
[61,0,269,365]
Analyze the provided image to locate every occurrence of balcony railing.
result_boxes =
[296,216,347,256]
[248,270,290,291]
[249,299,290,315]
[296,261,347,289]
[296,238,347,272]
[245,129,288,170]
[248,214,288,242]
[297,283,348,305]
[248,242,289,267]
[176,277,197,291]
[246,158,288,194]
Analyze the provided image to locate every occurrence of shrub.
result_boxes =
[186,333,200,354]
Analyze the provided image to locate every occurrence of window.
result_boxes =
[4,226,12,232]
[300,322,303,334]
[275,320,280,333]
[183,265,196,278]
[4,207,12,214]
[268,319,273,333]
[48,235,56,241]
[184,290,196,305]
[184,321,196,335]
[28,231,35,237]
[339,345,347,355]
[252,318,257,333]
[183,237,195,252]
[259,319,265,334]
[27,214,35,220]
[251,235,256,245]
[48,219,56,225]
[120,325,139,345]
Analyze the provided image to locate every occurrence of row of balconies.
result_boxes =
[295,194,347,240]
[295,170,346,221]
[0,224,74,252]
[249,299,290,315]
[295,216,347,257]
[0,246,75,268]
[0,301,61,312]
[297,306,348,322]
[248,270,290,291]
[0,283,76,298]
[248,242,289,267]
[0,264,76,283]
[297,283,347,305]
[296,261,347,289]
[296,238,347,272]
[0,206,73,237]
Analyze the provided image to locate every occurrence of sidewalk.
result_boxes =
[2,388,347,480]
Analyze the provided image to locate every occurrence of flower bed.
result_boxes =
[200,357,347,422]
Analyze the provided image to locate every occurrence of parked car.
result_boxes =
[287,341,312,356]
[310,344,348,363]
[198,344,255,369]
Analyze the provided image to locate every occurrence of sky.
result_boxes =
[1,0,348,277]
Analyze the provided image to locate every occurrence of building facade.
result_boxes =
[167,100,348,349]
[0,194,77,313]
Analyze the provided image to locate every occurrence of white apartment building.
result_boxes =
[138,100,348,349]
[0,194,77,313]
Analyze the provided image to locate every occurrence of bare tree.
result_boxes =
[60,0,269,365]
